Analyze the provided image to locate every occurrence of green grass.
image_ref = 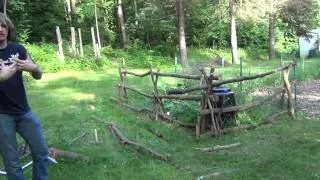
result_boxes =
[1,56,317,179]
[1,44,320,179]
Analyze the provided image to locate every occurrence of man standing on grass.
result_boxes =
[0,13,49,180]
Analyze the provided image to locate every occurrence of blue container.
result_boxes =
[210,87,236,127]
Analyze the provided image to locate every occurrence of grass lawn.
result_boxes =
[1,58,320,180]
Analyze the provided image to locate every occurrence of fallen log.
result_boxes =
[196,143,241,152]
[49,147,90,161]
[108,123,169,161]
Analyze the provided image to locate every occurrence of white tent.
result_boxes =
[299,28,320,58]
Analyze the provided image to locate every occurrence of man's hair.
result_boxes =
[0,13,15,41]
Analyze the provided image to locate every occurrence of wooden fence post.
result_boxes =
[118,67,127,105]
[149,65,164,121]
[197,67,220,137]
[283,66,295,119]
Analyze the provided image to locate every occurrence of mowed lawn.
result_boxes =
[5,68,319,180]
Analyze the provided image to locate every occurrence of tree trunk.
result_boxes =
[229,0,239,64]
[91,27,98,60]
[0,0,6,15]
[70,27,76,56]
[66,0,72,26]
[70,0,76,13]
[95,0,101,49]
[3,0,5,15]
[55,26,65,62]
[117,0,127,48]
[134,0,138,26]
[268,13,276,60]
[78,28,84,57]
[176,0,188,67]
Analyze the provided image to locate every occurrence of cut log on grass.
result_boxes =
[108,123,169,161]
[49,147,90,161]
[195,143,241,152]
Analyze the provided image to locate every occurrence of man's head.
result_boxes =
[0,13,15,42]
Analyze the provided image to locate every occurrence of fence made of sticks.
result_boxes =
[113,63,296,137]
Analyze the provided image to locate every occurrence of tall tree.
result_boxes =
[0,0,5,15]
[176,0,188,67]
[95,0,101,49]
[268,12,276,59]
[280,0,320,36]
[237,0,287,59]
[117,0,127,48]
[229,0,239,64]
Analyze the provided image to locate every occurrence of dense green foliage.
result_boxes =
[5,0,320,57]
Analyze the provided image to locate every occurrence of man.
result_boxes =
[0,13,49,180]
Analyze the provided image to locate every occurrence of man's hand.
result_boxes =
[13,54,42,80]
[13,55,38,73]
[0,60,17,81]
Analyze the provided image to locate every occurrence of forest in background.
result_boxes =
[1,0,320,66]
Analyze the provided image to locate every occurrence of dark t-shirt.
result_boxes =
[0,42,30,115]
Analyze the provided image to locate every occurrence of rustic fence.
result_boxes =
[113,63,296,137]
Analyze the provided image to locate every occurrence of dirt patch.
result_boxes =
[245,79,320,119]
[296,79,320,119]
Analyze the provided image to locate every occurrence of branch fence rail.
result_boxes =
[114,63,296,137]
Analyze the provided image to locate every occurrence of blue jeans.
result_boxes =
[0,111,49,180]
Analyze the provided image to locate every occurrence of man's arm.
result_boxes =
[14,53,42,80]
[0,61,17,81]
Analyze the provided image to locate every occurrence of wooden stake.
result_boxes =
[196,143,241,152]
[94,129,99,143]
[283,67,295,119]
